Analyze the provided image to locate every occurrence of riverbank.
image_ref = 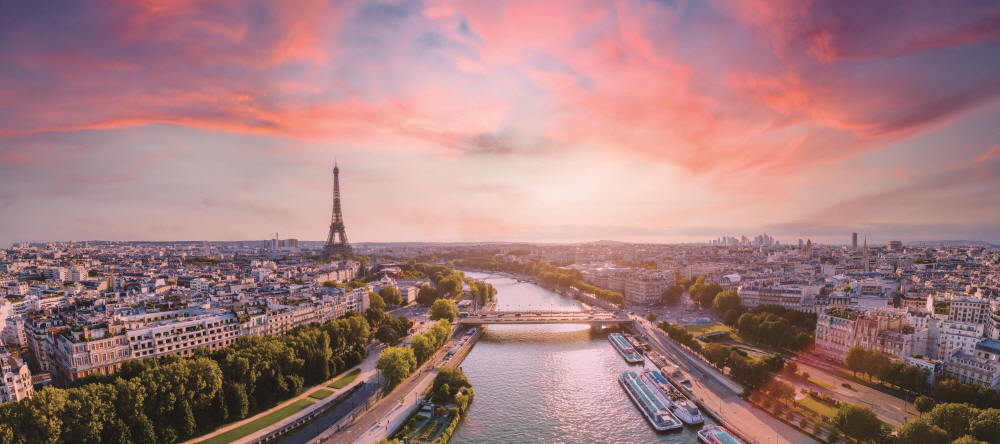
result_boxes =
[328,323,485,444]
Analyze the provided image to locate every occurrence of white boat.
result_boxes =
[609,333,644,364]
[619,371,683,431]
[646,370,704,424]
[698,425,746,444]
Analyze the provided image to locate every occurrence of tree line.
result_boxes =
[375,319,454,392]
[728,305,815,351]
[0,313,373,444]
[844,346,931,394]
[895,402,1000,444]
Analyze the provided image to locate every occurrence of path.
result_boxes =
[181,343,383,444]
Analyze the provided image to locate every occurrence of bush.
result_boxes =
[812,423,823,436]
[436,413,462,444]
[827,429,840,444]
[800,418,810,430]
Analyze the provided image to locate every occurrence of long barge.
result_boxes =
[609,333,644,364]
[698,425,746,444]
[618,371,683,431]
[646,370,704,424]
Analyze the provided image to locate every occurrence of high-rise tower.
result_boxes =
[322,164,355,260]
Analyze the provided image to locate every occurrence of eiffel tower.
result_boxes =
[322,163,355,260]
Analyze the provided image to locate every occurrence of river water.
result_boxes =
[451,273,713,444]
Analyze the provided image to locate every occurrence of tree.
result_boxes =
[646,313,657,322]
[895,418,950,444]
[970,408,1000,444]
[416,285,439,305]
[379,286,403,306]
[701,282,723,306]
[376,347,417,392]
[437,273,464,298]
[88,269,99,277]
[723,309,739,327]
[662,285,684,305]
[369,292,387,312]
[713,290,741,313]
[844,345,867,376]
[430,299,460,322]
[785,360,798,374]
[376,325,401,345]
[410,334,435,364]
[929,403,978,439]
[915,396,935,417]
[321,280,341,288]
[833,403,885,443]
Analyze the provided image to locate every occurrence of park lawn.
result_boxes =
[797,396,838,419]
[308,389,334,399]
[329,368,361,389]
[683,323,728,335]
[723,327,750,344]
[198,399,315,444]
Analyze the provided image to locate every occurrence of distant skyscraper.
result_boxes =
[852,233,858,248]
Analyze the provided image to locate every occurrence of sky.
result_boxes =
[2,0,1000,246]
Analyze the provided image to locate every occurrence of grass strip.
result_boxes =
[329,368,362,389]
[308,389,334,400]
[198,399,315,444]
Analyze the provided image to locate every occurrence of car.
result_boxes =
[629,311,635,315]
[514,313,521,317]
[842,382,852,389]
[497,313,505,317]
[480,314,487,318]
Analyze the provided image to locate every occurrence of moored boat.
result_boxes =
[609,333,644,364]
[645,370,704,424]
[698,425,746,444]
[619,371,683,431]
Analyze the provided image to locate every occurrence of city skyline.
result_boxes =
[3,1,1000,246]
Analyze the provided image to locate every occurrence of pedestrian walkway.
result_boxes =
[328,325,479,444]
[353,371,437,444]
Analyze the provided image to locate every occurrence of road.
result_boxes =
[633,317,821,444]
[790,353,914,426]
[279,383,382,444]
[460,310,629,325]
[324,325,477,443]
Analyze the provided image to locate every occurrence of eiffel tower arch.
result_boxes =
[322,163,356,260]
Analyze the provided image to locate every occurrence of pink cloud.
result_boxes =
[1,0,999,193]
[976,144,1000,162]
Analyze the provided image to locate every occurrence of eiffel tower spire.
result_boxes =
[323,163,355,260]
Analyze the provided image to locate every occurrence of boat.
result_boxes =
[619,371,683,431]
[609,333,644,364]
[698,425,746,444]
[645,370,704,424]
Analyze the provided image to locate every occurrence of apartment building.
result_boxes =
[944,339,1000,390]
[0,347,32,404]
[815,309,923,361]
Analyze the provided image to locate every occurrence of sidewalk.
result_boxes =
[328,326,479,444]
[353,371,437,444]
[181,345,381,444]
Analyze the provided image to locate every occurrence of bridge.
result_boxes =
[456,310,633,326]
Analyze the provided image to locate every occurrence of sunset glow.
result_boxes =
[3,0,1000,244]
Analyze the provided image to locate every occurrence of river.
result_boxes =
[451,272,713,444]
